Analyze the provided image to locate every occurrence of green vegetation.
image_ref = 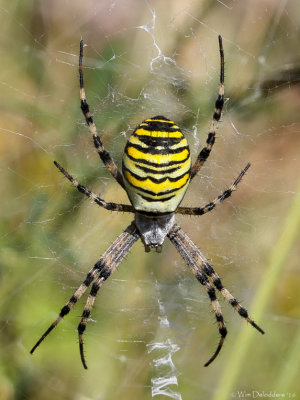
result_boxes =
[0,1,299,399]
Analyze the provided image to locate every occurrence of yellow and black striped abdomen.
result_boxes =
[122,116,191,213]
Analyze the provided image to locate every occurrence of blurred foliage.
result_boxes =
[0,0,300,399]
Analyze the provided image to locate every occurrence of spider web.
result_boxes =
[1,0,300,399]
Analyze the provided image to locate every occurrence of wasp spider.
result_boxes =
[30,36,264,369]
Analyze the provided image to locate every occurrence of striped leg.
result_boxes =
[78,276,106,369]
[79,40,125,189]
[30,260,103,354]
[77,224,140,369]
[54,161,134,213]
[30,222,139,356]
[190,35,224,180]
[168,224,264,339]
[168,224,227,367]
[200,260,264,335]
[195,273,227,366]
[176,163,250,216]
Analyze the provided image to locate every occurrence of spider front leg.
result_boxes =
[79,40,125,189]
[30,222,139,365]
[177,163,250,216]
[54,161,134,212]
[190,35,224,180]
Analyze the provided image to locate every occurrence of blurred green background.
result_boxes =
[0,1,299,399]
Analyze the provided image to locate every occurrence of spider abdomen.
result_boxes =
[122,116,191,213]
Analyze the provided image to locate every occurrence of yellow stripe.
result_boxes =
[126,146,189,164]
[124,170,190,194]
[145,118,174,124]
[135,128,183,138]
[123,155,191,174]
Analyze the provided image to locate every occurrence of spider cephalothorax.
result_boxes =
[30,36,264,369]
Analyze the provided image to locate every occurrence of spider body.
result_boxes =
[123,115,191,251]
[30,36,264,370]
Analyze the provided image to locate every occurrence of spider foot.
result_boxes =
[247,317,265,335]
[79,334,88,370]
[30,316,62,354]
[204,336,225,367]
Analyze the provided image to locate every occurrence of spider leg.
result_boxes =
[79,40,125,189]
[78,278,109,369]
[168,223,264,366]
[199,257,264,335]
[168,223,227,367]
[77,223,139,369]
[176,163,250,216]
[54,161,134,212]
[30,222,139,356]
[168,224,264,351]
[190,35,224,180]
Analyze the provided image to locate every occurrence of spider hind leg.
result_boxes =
[30,222,139,368]
[195,270,228,367]
[168,224,228,366]
[168,223,264,366]
[202,263,265,335]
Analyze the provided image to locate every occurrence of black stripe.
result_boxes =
[133,134,183,147]
[219,189,231,200]
[60,305,71,317]
[216,314,224,322]
[139,193,176,202]
[136,116,179,132]
[83,272,94,287]
[70,295,78,304]
[123,166,189,184]
[238,307,248,318]
[219,327,227,337]
[230,299,238,307]
[77,322,86,334]
[134,163,180,175]
[203,263,214,276]
[137,210,174,217]
[82,309,90,318]
[77,184,90,195]
[100,268,111,280]
[94,260,105,270]
[125,152,190,167]
[207,287,217,301]
[196,271,208,285]
[90,282,100,297]
[212,277,224,291]
[125,142,189,156]
[215,95,224,112]
[80,99,89,115]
